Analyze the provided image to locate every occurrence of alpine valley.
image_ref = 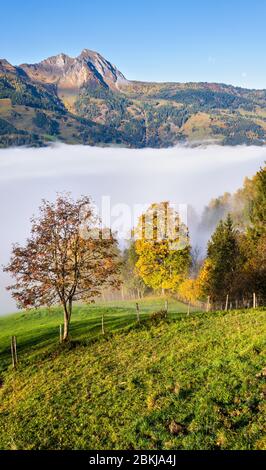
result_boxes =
[0,49,266,148]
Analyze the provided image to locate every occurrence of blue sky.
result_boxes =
[1,0,265,89]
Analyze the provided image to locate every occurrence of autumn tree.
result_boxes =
[134,202,191,293]
[4,194,120,341]
[233,233,266,299]
[177,278,200,304]
[197,258,215,300]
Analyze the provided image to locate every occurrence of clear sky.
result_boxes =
[0,0,265,89]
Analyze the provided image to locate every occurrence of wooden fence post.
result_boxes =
[11,337,15,368]
[10,336,18,368]
[253,293,256,309]
[165,299,168,314]
[206,296,210,312]
[136,303,140,322]
[102,313,105,335]
[13,336,18,365]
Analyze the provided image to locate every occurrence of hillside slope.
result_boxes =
[0,50,266,148]
[0,305,265,450]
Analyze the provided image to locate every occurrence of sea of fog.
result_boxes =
[0,143,265,315]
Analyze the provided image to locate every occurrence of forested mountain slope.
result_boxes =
[0,50,266,148]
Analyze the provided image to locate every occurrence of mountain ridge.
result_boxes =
[0,49,265,148]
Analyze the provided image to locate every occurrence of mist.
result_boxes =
[0,143,265,315]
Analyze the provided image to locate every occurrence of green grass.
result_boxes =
[0,297,192,374]
[0,299,265,450]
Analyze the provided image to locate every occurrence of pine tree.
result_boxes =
[249,165,266,238]
[205,214,240,300]
[243,165,266,298]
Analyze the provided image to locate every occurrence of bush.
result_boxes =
[150,309,168,322]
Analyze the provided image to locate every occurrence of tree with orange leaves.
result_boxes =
[4,194,120,341]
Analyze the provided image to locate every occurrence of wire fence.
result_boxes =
[99,286,266,312]
[177,293,266,312]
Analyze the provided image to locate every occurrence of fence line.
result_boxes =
[177,292,266,312]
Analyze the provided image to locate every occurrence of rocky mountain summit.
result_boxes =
[20,50,127,92]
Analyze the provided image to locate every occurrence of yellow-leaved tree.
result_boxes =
[196,258,215,300]
[177,279,200,304]
[134,202,191,294]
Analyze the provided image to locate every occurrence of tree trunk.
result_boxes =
[63,300,72,342]
[63,315,69,341]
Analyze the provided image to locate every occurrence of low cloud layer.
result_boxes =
[0,143,265,315]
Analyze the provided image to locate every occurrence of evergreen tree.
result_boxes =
[249,165,266,238]
[206,214,240,300]
[198,166,266,303]
[242,165,266,298]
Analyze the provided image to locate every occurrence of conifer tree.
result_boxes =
[205,214,239,300]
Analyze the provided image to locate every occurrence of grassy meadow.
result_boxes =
[0,298,265,450]
[0,297,194,374]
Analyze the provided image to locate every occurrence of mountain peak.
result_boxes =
[79,48,98,58]
[37,53,73,70]
[19,49,127,91]
[0,59,18,74]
